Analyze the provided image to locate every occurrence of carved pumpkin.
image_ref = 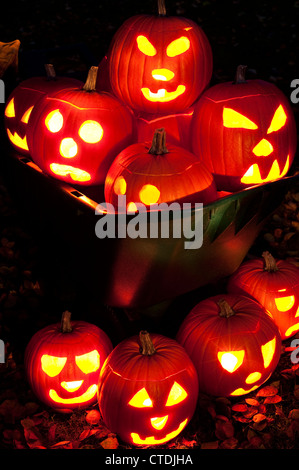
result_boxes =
[27,66,135,185]
[105,128,217,211]
[176,294,281,397]
[98,331,198,446]
[4,64,83,154]
[191,65,297,192]
[228,252,299,340]
[106,0,213,114]
[24,311,113,413]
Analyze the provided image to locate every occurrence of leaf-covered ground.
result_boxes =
[0,0,299,452]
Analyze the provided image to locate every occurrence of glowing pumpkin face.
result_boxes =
[107,12,213,114]
[105,128,217,210]
[24,311,112,412]
[4,71,83,154]
[27,67,135,186]
[228,252,299,340]
[176,294,281,397]
[98,331,198,446]
[191,67,297,192]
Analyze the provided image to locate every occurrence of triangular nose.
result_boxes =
[252,138,273,157]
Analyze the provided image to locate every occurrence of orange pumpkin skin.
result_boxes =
[227,252,299,341]
[107,14,213,115]
[105,129,217,210]
[176,294,281,397]
[24,313,112,413]
[98,332,198,446]
[4,74,83,155]
[191,70,297,192]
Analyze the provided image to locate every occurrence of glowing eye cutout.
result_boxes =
[127,202,138,213]
[41,355,67,377]
[45,110,63,133]
[114,176,127,195]
[166,37,190,57]
[60,138,78,158]
[139,184,160,205]
[275,295,295,312]
[261,337,276,368]
[21,106,34,123]
[136,35,157,56]
[223,108,258,129]
[75,350,100,374]
[267,105,287,134]
[218,350,245,373]
[129,388,153,407]
[165,382,187,406]
[78,120,103,144]
[5,98,15,118]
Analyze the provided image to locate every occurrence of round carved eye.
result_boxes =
[166,37,190,57]
[45,110,63,133]
[139,184,160,205]
[217,350,245,373]
[78,120,103,143]
[136,35,157,56]
[114,176,127,195]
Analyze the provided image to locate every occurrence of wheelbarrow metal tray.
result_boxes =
[3,151,297,309]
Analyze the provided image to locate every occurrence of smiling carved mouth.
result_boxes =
[130,418,188,445]
[241,156,290,185]
[49,384,97,404]
[50,163,91,182]
[141,85,186,103]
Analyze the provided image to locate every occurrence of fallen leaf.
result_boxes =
[100,436,119,449]
[288,409,299,420]
[243,407,259,419]
[256,386,278,397]
[215,420,234,440]
[264,395,282,404]
[232,404,248,412]
[220,437,238,449]
[245,398,260,407]
[201,441,219,449]
[252,420,268,432]
[252,413,267,423]
[85,409,101,425]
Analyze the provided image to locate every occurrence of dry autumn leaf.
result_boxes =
[256,386,278,397]
[100,436,119,449]
[264,395,282,404]
[232,404,248,412]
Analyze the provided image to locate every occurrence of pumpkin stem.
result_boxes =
[61,311,73,333]
[44,64,56,80]
[234,65,247,84]
[148,128,169,155]
[218,299,235,318]
[82,66,98,92]
[262,251,278,272]
[158,0,167,16]
[139,331,156,356]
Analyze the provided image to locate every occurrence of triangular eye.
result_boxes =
[75,350,100,374]
[166,382,187,406]
[274,295,295,312]
[166,37,190,57]
[21,106,34,123]
[261,337,276,368]
[136,36,157,56]
[217,350,245,372]
[267,105,287,134]
[5,98,15,118]
[41,354,67,377]
[223,108,258,129]
[129,388,153,407]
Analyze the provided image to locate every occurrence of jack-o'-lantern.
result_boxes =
[176,294,281,397]
[106,0,213,114]
[98,331,198,446]
[24,311,113,413]
[4,64,83,154]
[228,251,299,340]
[191,65,297,192]
[105,128,217,211]
[27,66,135,185]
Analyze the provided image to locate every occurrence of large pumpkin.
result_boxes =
[227,251,299,340]
[176,294,281,397]
[105,128,217,211]
[25,311,113,413]
[191,65,297,192]
[106,0,213,114]
[98,331,198,446]
[27,66,135,185]
[4,64,83,154]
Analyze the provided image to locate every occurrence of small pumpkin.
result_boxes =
[176,294,281,397]
[25,311,112,413]
[191,65,297,192]
[27,66,135,185]
[4,64,83,154]
[98,330,198,446]
[106,0,213,114]
[227,251,299,340]
[105,128,217,211]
